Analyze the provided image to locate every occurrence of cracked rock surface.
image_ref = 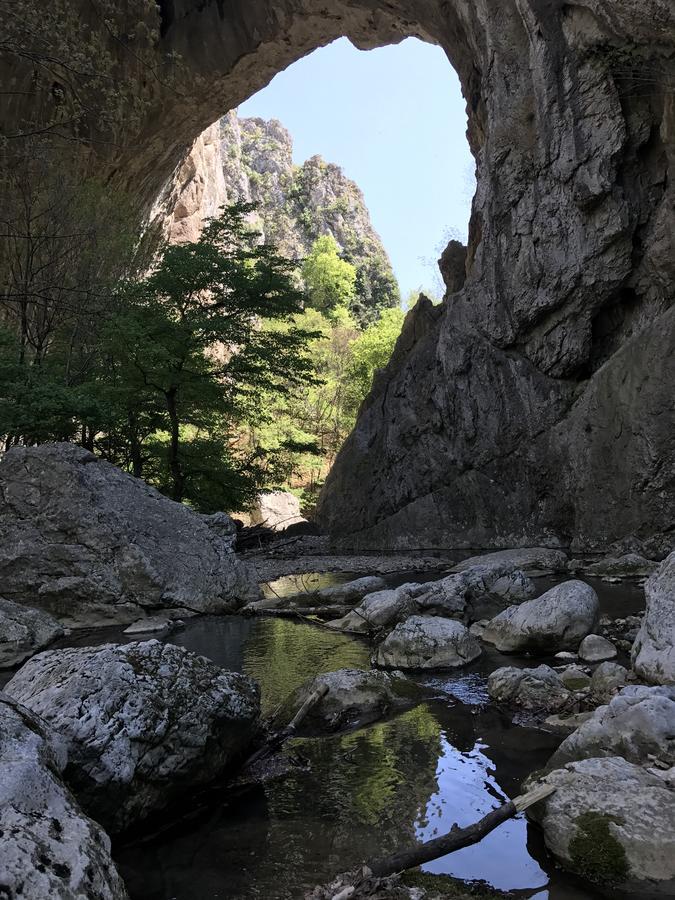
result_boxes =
[0,692,128,899]
[5,640,260,833]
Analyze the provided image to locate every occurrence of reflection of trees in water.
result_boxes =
[241,618,370,714]
[262,704,446,885]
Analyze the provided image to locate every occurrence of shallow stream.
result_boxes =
[5,573,645,899]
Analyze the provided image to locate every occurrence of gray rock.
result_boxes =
[482,581,599,653]
[548,685,675,770]
[450,548,569,576]
[0,693,128,899]
[0,444,259,624]
[488,665,572,711]
[249,490,306,531]
[586,553,659,579]
[591,661,628,702]
[559,665,592,692]
[531,757,675,897]
[315,575,387,604]
[374,616,481,670]
[275,668,407,734]
[123,616,175,635]
[326,583,419,633]
[544,711,595,733]
[5,640,260,832]
[632,551,675,685]
[578,634,617,662]
[0,598,64,668]
[414,563,534,620]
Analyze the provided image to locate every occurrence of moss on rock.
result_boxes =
[569,811,629,885]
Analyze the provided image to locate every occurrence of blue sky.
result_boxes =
[239,37,474,300]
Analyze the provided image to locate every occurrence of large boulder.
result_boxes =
[548,685,675,770]
[488,665,572,711]
[585,553,659,579]
[632,551,675,685]
[5,640,260,832]
[327,583,419,633]
[373,616,481,670]
[314,576,387,604]
[249,490,305,531]
[482,581,599,653]
[275,668,408,734]
[0,598,64,668]
[0,443,259,623]
[451,548,569,576]
[0,693,128,899]
[531,757,675,898]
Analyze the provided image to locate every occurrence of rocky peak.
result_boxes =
[156,109,400,323]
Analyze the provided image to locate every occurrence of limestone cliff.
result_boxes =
[157,111,400,322]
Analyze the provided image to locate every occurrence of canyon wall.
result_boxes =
[154,111,399,321]
[2,1,674,555]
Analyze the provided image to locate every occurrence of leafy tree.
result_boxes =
[346,306,405,415]
[99,204,320,508]
[301,234,356,321]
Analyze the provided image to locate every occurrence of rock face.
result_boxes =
[374,616,481,670]
[276,668,406,734]
[5,640,260,832]
[158,111,399,326]
[249,490,306,531]
[0,443,259,623]
[0,693,128,899]
[548,685,675,770]
[0,598,64,668]
[3,2,674,554]
[532,757,675,898]
[482,581,599,653]
[488,665,571,711]
[632,551,675,685]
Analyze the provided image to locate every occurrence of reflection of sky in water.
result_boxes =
[415,736,549,892]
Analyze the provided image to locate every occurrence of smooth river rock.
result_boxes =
[5,640,260,832]
[532,757,675,898]
[374,616,481,670]
[327,583,420,633]
[488,665,572,711]
[548,685,675,770]
[0,443,259,625]
[414,563,534,620]
[482,581,599,654]
[249,490,306,531]
[276,668,408,735]
[590,662,628,703]
[0,693,128,899]
[0,598,64,668]
[585,553,659,579]
[632,551,675,685]
[315,576,387,604]
[578,634,617,663]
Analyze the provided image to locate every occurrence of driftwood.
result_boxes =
[250,605,352,620]
[244,683,330,769]
[366,782,556,878]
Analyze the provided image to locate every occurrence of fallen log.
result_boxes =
[250,605,352,620]
[243,683,330,769]
[367,782,556,878]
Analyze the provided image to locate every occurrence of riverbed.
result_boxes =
[3,573,644,899]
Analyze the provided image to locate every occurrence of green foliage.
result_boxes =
[0,203,320,512]
[346,307,405,415]
[302,235,357,322]
[569,812,629,885]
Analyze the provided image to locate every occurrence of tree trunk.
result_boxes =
[165,387,184,501]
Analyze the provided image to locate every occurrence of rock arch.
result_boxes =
[2,1,674,554]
